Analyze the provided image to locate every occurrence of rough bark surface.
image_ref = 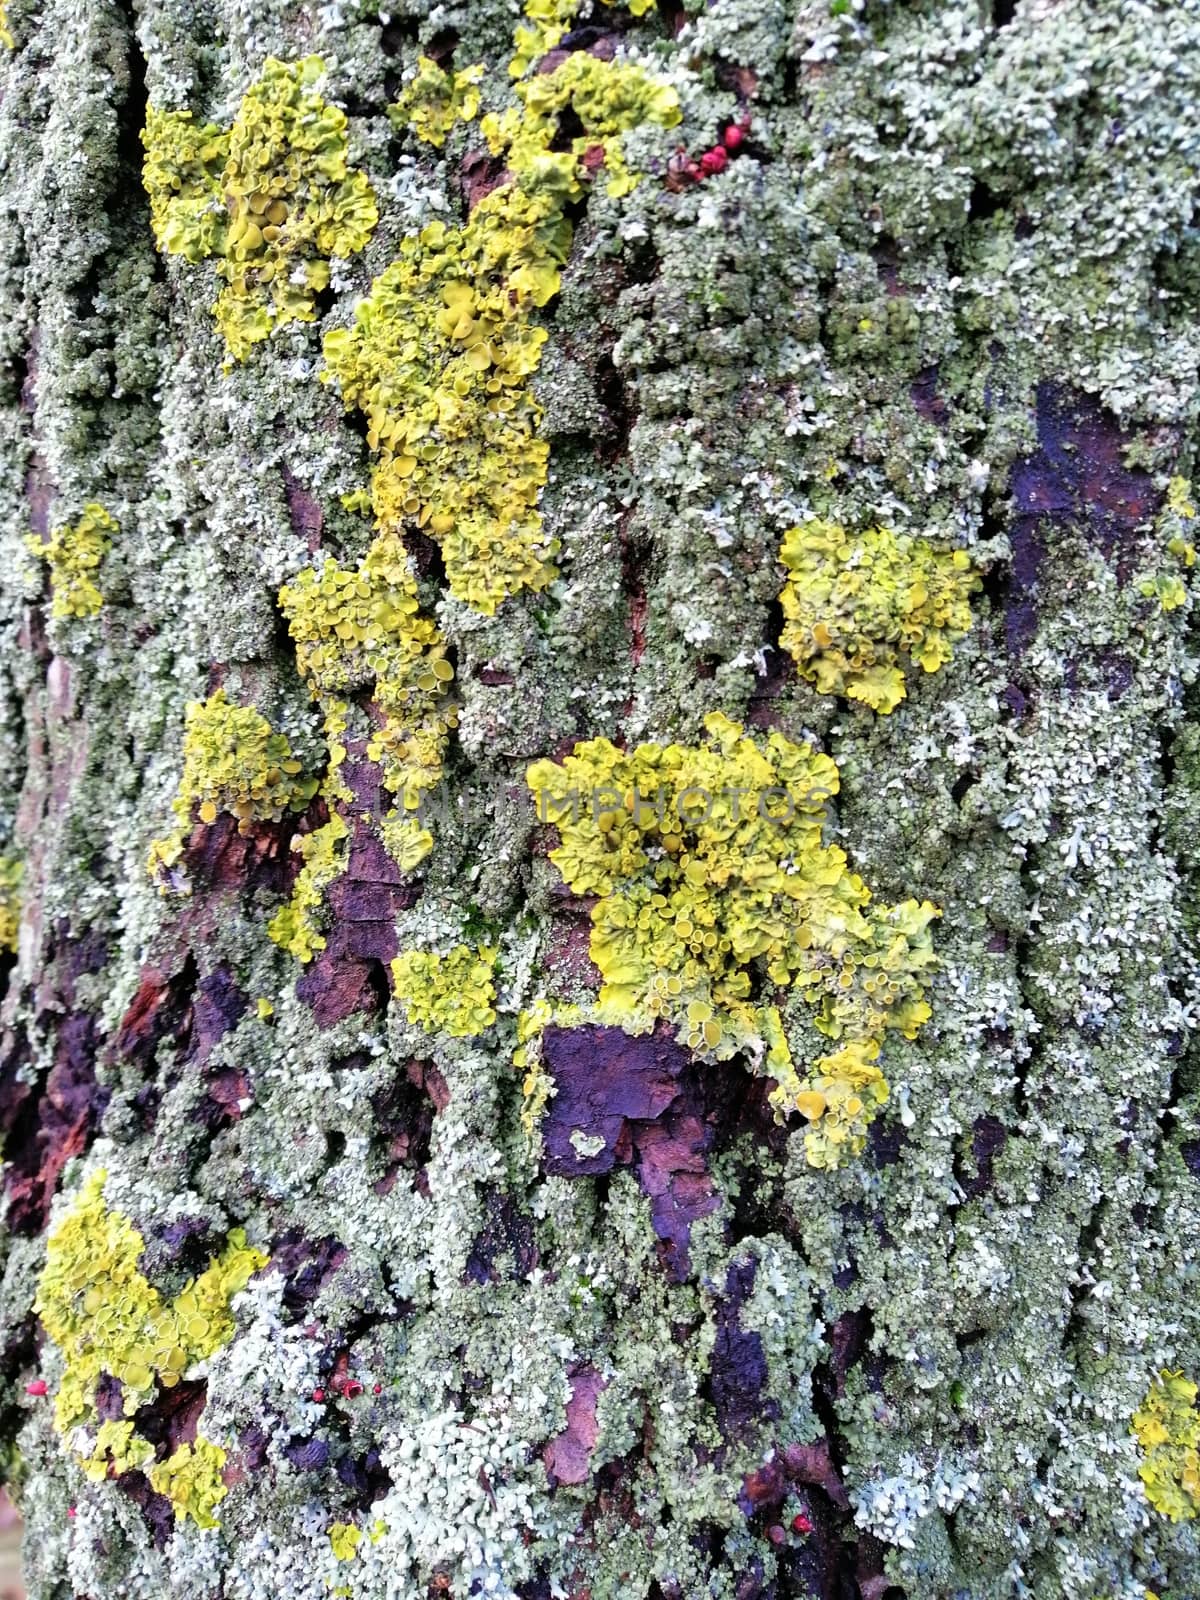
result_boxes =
[1,1,1200,1598]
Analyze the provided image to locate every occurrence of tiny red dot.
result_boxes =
[312,1388,325,1403]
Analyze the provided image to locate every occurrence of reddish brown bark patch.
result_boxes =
[1,1012,108,1235]
[910,363,949,427]
[133,1377,208,1456]
[182,810,301,897]
[371,1058,446,1196]
[115,960,198,1071]
[543,1366,607,1487]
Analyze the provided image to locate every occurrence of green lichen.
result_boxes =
[778,519,980,714]
[0,854,20,953]
[142,56,378,361]
[147,687,319,881]
[526,711,938,1166]
[24,503,118,620]
[391,943,498,1037]
[388,57,483,149]
[33,1171,266,1528]
[1133,1371,1200,1522]
[323,5,679,613]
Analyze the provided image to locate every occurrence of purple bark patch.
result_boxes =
[1004,383,1159,656]
[284,1435,330,1472]
[957,1114,1007,1201]
[115,1471,175,1548]
[539,1027,781,1279]
[271,1231,348,1315]
[710,1258,775,1436]
[541,1024,685,1172]
[297,755,421,1027]
[192,965,247,1064]
[465,1185,539,1285]
[540,1024,726,1278]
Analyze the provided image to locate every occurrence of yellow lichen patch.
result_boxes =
[148,1437,230,1529]
[483,49,683,202]
[25,503,118,620]
[0,2,12,49]
[526,713,939,1167]
[391,944,498,1038]
[147,688,319,882]
[0,855,20,954]
[33,1171,266,1527]
[329,1521,363,1561]
[267,811,349,962]
[509,0,655,78]
[269,530,457,957]
[1140,474,1196,613]
[278,531,455,819]
[143,56,378,362]
[779,519,979,713]
[514,998,559,1136]
[324,4,679,613]
[389,57,483,147]
[82,1421,154,1484]
[1133,1369,1200,1522]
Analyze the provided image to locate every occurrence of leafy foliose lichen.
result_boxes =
[33,1171,267,1528]
[142,56,378,362]
[25,503,118,620]
[268,530,457,961]
[391,944,498,1037]
[1133,1370,1200,1522]
[322,2,680,613]
[526,712,939,1167]
[779,519,980,714]
[147,687,320,882]
[0,855,20,953]
[388,57,484,148]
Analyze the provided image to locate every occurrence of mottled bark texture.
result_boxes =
[2,1,1200,1597]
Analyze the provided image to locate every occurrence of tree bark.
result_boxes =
[2,1,1200,1598]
